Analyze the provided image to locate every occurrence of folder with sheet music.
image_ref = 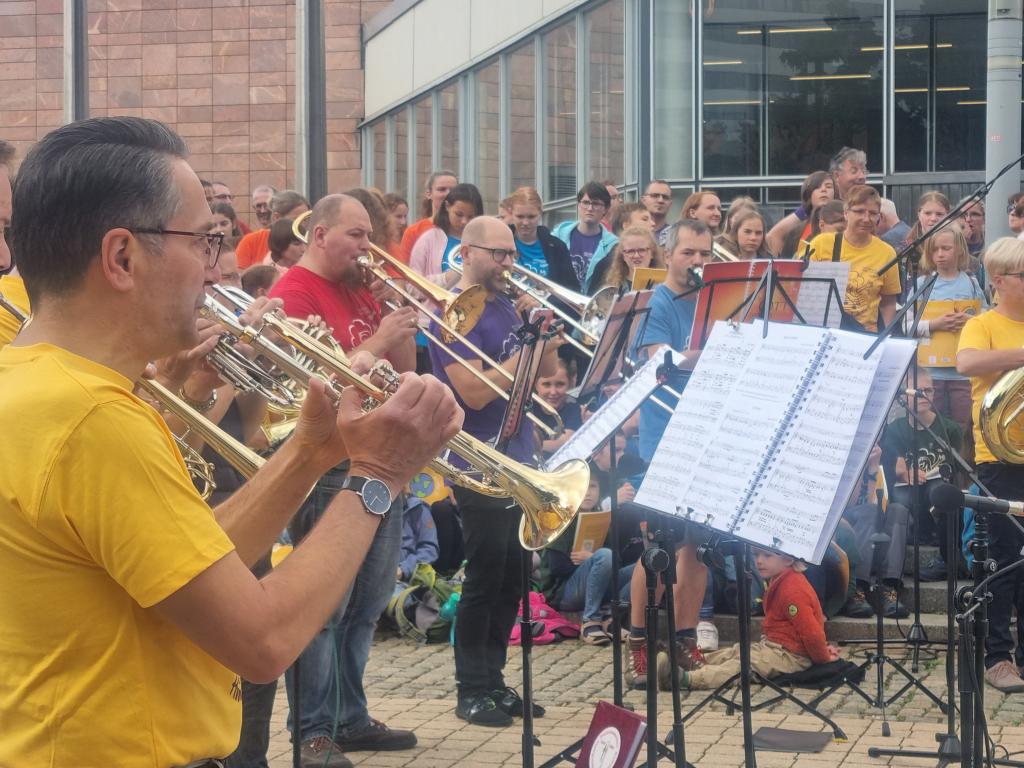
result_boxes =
[633,321,915,564]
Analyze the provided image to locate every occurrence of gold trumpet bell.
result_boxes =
[516,458,591,550]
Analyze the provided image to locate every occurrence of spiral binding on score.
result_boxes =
[727,331,838,532]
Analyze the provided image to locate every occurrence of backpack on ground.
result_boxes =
[384,563,460,644]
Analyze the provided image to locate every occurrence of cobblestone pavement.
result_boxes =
[265,636,1024,766]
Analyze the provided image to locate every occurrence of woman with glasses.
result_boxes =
[807,185,901,333]
[599,226,664,294]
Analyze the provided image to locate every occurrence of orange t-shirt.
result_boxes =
[399,218,435,264]
[235,229,271,269]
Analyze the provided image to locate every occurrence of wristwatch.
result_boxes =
[340,475,393,520]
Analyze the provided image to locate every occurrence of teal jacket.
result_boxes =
[551,220,619,294]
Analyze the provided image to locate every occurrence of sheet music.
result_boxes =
[545,345,684,470]
[795,262,850,328]
[733,331,880,562]
[635,322,826,529]
[574,290,654,402]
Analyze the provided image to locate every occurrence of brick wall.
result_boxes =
[0,0,388,228]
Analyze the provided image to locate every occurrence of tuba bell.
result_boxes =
[979,363,1024,464]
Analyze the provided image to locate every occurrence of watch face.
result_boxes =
[361,479,392,516]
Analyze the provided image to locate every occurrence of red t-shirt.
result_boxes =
[267,265,381,352]
[236,229,270,269]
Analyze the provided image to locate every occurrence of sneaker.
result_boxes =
[917,556,947,582]
[456,692,514,727]
[985,660,1024,693]
[337,718,417,752]
[491,685,546,718]
[299,736,353,768]
[656,637,706,691]
[625,636,649,690]
[696,620,719,651]
[841,589,874,618]
[581,621,611,646]
[882,588,910,619]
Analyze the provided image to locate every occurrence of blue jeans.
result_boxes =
[284,468,404,741]
[557,548,634,622]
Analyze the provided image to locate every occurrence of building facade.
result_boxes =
[360,0,1017,223]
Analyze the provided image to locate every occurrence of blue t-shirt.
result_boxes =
[916,271,986,380]
[632,283,697,461]
[428,293,536,467]
[568,228,602,286]
[516,238,549,277]
[441,235,462,272]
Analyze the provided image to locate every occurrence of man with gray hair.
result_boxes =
[830,146,868,201]
[251,183,277,229]
[236,188,309,268]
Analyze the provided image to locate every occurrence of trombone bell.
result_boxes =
[516,458,591,550]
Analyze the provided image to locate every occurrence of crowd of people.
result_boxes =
[2,118,1024,768]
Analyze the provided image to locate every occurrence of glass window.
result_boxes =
[702,1,883,178]
[653,0,694,179]
[394,109,409,198]
[546,20,577,199]
[509,43,537,191]
[894,1,987,172]
[439,83,459,173]
[372,121,386,190]
[587,0,625,185]
[476,61,501,215]
[415,97,432,203]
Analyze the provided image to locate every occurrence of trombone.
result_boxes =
[353,246,564,438]
[201,295,590,550]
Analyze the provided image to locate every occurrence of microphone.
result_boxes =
[929,482,1024,517]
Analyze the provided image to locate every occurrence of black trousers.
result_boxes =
[452,486,523,696]
[975,463,1024,669]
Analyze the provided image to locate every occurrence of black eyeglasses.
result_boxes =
[465,244,517,263]
[133,228,224,268]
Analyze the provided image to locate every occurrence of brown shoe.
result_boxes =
[985,660,1024,693]
[300,736,353,768]
[656,637,706,691]
[624,636,648,690]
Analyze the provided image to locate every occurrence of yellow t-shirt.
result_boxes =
[958,309,1024,465]
[0,343,240,767]
[808,233,901,331]
[0,273,28,346]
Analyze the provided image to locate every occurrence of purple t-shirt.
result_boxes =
[568,228,602,286]
[428,293,536,468]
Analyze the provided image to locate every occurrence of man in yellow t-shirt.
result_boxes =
[0,117,462,767]
[957,236,1024,693]
[808,184,901,333]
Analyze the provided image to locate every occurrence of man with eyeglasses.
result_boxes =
[0,117,462,767]
[251,184,277,229]
[428,216,564,727]
[641,180,674,247]
[808,184,901,333]
[552,181,619,292]
[957,197,987,260]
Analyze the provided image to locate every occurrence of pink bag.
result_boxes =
[509,592,580,646]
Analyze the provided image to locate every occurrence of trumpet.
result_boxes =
[354,247,564,438]
[201,295,589,550]
[712,241,740,262]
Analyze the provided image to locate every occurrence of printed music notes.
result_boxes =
[795,261,850,328]
[636,320,915,564]
[545,345,686,471]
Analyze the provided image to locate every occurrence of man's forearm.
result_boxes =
[214,438,340,566]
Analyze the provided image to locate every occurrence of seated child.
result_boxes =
[396,493,440,582]
[540,470,635,645]
[681,547,839,689]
